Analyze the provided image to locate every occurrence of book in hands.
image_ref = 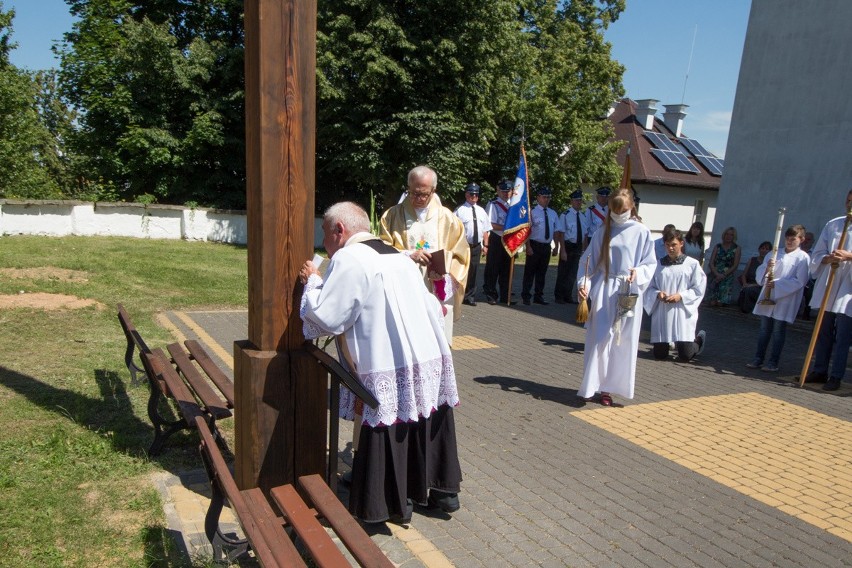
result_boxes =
[427,249,446,276]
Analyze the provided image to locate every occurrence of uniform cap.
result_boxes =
[497,179,513,192]
[596,186,612,197]
[537,186,552,196]
[464,182,481,195]
[569,189,583,200]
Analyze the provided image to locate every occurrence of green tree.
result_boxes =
[316,0,625,212]
[58,0,245,207]
[0,3,65,199]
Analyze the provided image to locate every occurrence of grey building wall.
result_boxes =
[715,0,852,263]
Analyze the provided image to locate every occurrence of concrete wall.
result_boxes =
[634,183,718,244]
[0,200,326,247]
[715,0,852,264]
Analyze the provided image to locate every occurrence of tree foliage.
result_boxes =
[0,3,72,199]
[317,0,626,212]
[58,0,245,207]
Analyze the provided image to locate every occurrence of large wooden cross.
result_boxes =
[235,0,326,492]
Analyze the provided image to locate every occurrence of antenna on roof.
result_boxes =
[681,24,698,104]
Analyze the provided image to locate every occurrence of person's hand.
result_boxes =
[482,244,488,256]
[410,249,432,266]
[578,286,588,301]
[828,248,852,265]
[559,249,567,262]
[626,268,636,283]
[666,293,682,303]
[658,291,668,301]
[299,260,320,285]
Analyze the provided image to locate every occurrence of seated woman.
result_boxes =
[738,241,772,313]
[645,228,707,361]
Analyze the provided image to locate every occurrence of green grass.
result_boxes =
[0,236,249,567]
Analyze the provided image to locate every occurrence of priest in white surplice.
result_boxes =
[577,189,656,406]
[299,202,462,525]
[644,228,707,362]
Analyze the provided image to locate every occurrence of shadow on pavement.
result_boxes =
[474,375,586,408]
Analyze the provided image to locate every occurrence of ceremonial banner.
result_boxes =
[620,144,632,190]
[502,146,531,254]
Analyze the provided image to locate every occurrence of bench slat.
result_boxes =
[146,349,203,425]
[195,415,307,568]
[270,484,350,568]
[184,339,235,407]
[299,474,395,568]
[167,343,232,420]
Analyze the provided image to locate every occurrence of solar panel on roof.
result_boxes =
[644,132,700,174]
[679,137,724,176]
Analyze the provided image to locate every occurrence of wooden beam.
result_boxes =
[236,0,326,492]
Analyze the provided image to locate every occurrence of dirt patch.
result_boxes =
[0,292,104,310]
[0,267,89,283]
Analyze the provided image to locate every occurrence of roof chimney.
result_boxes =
[662,104,689,137]
[634,99,659,130]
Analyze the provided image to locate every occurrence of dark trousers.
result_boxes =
[813,311,852,380]
[653,341,699,361]
[554,244,582,302]
[522,240,551,301]
[464,243,481,301]
[483,232,511,302]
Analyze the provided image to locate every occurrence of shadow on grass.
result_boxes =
[474,375,586,408]
[0,365,198,463]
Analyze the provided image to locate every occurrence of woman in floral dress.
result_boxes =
[707,226,741,306]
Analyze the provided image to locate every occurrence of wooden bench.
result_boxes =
[118,304,233,455]
[196,414,394,567]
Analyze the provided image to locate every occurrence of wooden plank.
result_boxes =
[184,339,235,407]
[167,343,231,420]
[270,484,349,568]
[242,488,309,568]
[146,349,203,425]
[196,415,306,568]
[299,474,395,568]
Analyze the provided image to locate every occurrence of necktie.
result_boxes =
[472,207,479,245]
[544,209,550,241]
[576,210,582,244]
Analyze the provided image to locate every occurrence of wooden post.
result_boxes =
[236,0,326,492]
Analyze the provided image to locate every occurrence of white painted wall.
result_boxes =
[0,200,326,247]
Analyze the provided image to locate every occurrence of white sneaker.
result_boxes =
[696,330,706,355]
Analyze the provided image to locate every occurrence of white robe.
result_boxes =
[300,235,460,428]
[645,256,707,343]
[576,220,656,399]
[809,216,852,316]
[752,248,810,323]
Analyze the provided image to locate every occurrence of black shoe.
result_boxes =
[533,299,549,305]
[388,499,414,525]
[823,376,842,391]
[804,371,828,383]
[522,299,531,305]
[486,296,497,305]
[462,298,476,306]
[427,491,460,513]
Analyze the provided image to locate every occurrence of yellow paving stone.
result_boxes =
[571,392,852,542]
[407,539,437,554]
[451,335,497,350]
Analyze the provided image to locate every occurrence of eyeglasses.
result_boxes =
[410,191,432,200]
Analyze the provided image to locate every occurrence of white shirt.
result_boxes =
[556,207,588,244]
[809,215,852,316]
[486,198,510,236]
[529,204,558,243]
[453,201,492,246]
[754,248,810,323]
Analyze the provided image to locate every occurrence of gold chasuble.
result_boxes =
[380,195,470,323]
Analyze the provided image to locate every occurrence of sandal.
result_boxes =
[600,393,613,406]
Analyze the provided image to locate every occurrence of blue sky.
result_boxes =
[605,1,752,157]
[6,0,750,157]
